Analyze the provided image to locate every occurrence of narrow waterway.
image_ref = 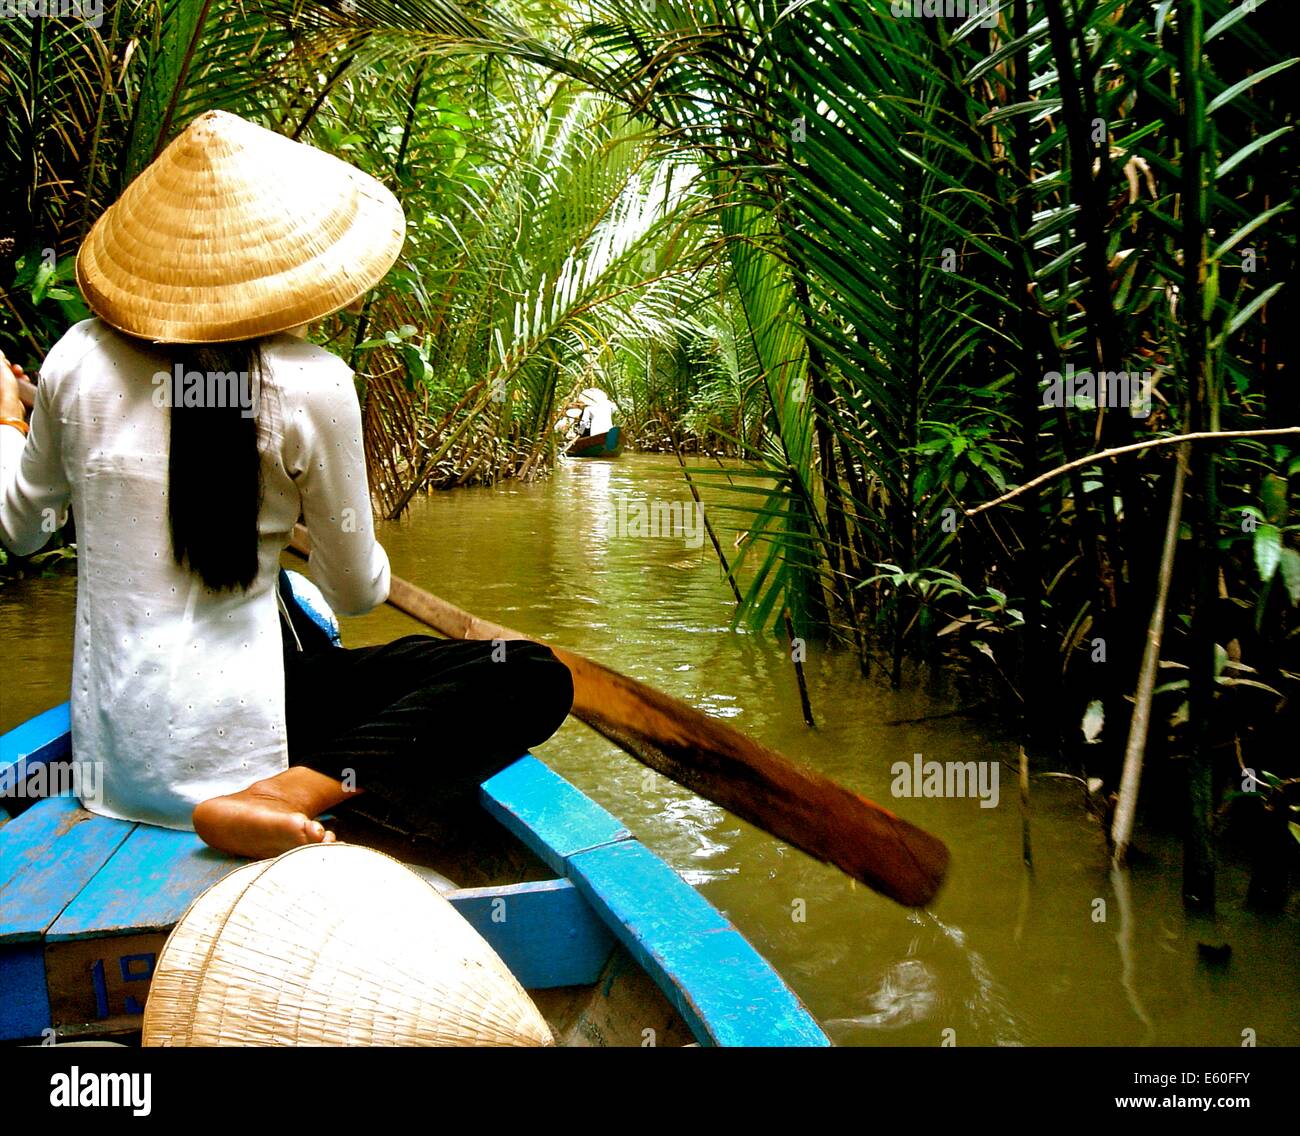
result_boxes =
[2,453,1296,1045]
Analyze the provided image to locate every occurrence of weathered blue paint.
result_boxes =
[0,796,131,1041]
[68,941,163,1025]
[480,755,631,874]
[0,702,71,790]
[49,822,246,941]
[0,943,49,1040]
[569,839,830,1047]
[0,796,132,944]
[483,755,830,1046]
[117,953,157,1014]
[447,878,616,989]
[91,958,109,1018]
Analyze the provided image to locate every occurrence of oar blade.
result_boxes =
[565,655,949,907]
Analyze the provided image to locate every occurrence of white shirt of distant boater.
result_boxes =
[580,400,613,435]
[0,318,390,829]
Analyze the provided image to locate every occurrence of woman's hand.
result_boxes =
[0,351,35,422]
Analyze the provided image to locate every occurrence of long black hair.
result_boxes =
[163,340,267,592]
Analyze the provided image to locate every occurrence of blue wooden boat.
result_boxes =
[0,576,828,1047]
[566,425,622,458]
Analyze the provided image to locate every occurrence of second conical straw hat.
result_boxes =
[141,843,556,1047]
[76,110,406,343]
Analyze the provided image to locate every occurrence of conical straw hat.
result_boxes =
[76,110,406,344]
[142,844,555,1047]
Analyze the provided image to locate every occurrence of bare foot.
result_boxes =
[194,785,332,859]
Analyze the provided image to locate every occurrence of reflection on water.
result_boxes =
[3,452,1298,1046]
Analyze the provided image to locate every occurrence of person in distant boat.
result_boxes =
[0,110,573,860]
[572,388,615,438]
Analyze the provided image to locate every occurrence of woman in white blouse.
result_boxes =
[0,111,573,858]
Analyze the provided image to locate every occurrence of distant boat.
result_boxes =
[566,425,622,458]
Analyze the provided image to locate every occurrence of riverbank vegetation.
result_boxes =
[2,0,1297,908]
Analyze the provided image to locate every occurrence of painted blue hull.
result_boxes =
[0,588,828,1046]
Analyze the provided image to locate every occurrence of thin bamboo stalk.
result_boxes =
[1111,446,1190,865]
[783,609,815,728]
[966,428,1300,516]
[1180,0,1218,911]
[671,438,743,605]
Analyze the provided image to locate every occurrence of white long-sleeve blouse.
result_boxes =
[0,318,390,828]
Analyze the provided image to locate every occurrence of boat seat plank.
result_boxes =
[0,796,134,943]
[48,822,247,941]
[568,839,829,1047]
[446,878,616,989]
[0,795,134,1042]
[480,755,631,874]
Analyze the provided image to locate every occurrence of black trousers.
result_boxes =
[280,610,574,838]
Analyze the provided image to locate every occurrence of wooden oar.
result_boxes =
[287,525,949,906]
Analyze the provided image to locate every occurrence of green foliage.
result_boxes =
[1,0,1296,790]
